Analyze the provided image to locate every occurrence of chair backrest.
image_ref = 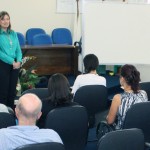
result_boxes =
[74,37,82,53]
[7,106,15,115]
[123,101,150,143]
[22,88,49,99]
[17,32,26,46]
[52,28,72,45]
[15,142,65,150]
[0,112,16,129]
[26,28,46,45]
[32,34,53,46]
[45,105,88,150]
[73,85,108,117]
[98,128,144,150]
[140,82,150,100]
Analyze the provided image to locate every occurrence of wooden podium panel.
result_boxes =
[21,45,78,76]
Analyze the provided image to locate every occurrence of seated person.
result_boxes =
[0,103,9,113]
[0,93,63,150]
[0,103,15,116]
[72,53,106,94]
[107,64,148,129]
[37,73,77,128]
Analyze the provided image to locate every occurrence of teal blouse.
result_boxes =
[0,29,22,65]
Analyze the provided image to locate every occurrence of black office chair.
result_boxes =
[0,112,16,129]
[21,88,49,99]
[74,37,82,53]
[7,106,15,115]
[140,82,150,100]
[123,102,150,144]
[15,142,65,150]
[98,128,144,150]
[73,85,108,127]
[45,105,88,150]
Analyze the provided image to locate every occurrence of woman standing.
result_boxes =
[0,11,22,108]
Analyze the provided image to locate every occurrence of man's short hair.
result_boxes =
[16,94,42,119]
[83,54,99,73]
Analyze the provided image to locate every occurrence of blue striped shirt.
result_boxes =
[0,29,22,65]
[0,126,63,150]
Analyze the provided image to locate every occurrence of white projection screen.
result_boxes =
[83,1,150,65]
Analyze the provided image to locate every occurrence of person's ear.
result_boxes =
[120,76,124,86]
[15,107,19,118]
[37,112,42,120]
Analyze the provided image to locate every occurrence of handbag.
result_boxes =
[96,121,115,140]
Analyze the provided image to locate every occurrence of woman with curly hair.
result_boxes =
[107,64,148,129]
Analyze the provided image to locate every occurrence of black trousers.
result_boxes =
[0,60,19,109]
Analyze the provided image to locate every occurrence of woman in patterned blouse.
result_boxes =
[106,64,148,129]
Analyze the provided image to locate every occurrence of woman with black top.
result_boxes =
[37,73,77,128]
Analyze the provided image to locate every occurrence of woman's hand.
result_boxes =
[13,62,21,69]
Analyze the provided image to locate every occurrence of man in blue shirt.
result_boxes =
[0,93,63,150]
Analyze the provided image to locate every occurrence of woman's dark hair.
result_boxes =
[0,11,11,30]
[48,73,73,105]
[120,64,141,93]
[83,54,99,73]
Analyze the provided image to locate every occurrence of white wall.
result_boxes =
[1,0,150,81]
[0,0,84,73]
[0,0,75,35]
[82,1,150,81]
[135,65,150,82]
[83,2,150,65]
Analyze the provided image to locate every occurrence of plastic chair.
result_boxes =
[140,82,150,101]
[21,88,49,99]
[15,142,65,150]
[73,85,108,127]
[98,128,144,150]
[32,34,53,46]
[52,28,72,45]
[17,32,26,46]
[26,28,46,45]
[45,105,88,150]
[123,102,150,144]
[0,112,16,129]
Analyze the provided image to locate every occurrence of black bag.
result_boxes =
[96,121,115,140]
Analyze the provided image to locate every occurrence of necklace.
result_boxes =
[6,34,13,48]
